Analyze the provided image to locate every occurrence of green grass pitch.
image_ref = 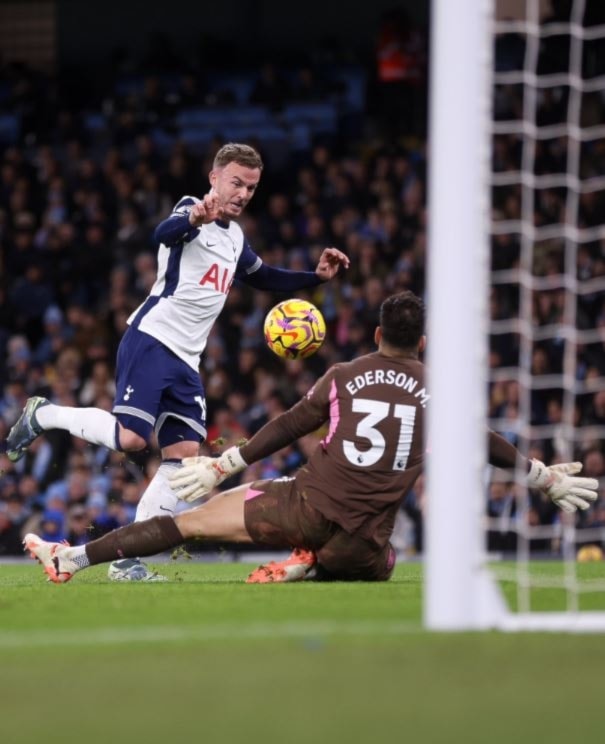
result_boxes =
[1,560,604,744]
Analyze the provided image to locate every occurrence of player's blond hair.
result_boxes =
[213,143,264,171]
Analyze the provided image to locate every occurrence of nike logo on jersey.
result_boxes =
[206,242,217,248]
[200,263,235,294]
[159,505,174,513]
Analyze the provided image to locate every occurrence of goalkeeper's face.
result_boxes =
[210,161,261,220]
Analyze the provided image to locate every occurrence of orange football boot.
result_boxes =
[246,548,317,583]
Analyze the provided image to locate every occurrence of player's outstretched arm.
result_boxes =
[526,459,599,514]
[171,371,333,502]
[235,245,349,288]
[488,430,599,513]
[171,364,334,502]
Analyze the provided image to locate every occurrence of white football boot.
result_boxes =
[23,533,80,584]
[107,558,168,582]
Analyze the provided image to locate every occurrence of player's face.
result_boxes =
[210,162,261,219]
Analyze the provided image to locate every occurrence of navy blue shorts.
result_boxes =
[113,326,207,447]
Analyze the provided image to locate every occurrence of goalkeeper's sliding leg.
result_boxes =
[24,477,394,584]
[24,486,252,583]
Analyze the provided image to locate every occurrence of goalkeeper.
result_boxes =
[24,291,599,584]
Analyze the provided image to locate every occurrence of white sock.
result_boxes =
[135,461,181,521]
[105,462,182,569]
[36,405,118,450]
[65,545,90,569]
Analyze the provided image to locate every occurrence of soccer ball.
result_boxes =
[264,299,326,359]
[576,544,603,563]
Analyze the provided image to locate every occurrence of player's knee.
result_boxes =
[117,428,148,451]
[157,417,202,455]
[160,441,200,461]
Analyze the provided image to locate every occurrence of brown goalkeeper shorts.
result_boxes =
[243,478,396,582]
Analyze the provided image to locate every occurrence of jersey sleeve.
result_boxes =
[239,368,336,464]
[153,195,201,247]
[488,429,526,470]
[172,195,201,216]
[235,239,322,290]
[235,240,263,278]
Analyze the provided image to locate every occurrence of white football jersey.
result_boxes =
[127,196,262,370]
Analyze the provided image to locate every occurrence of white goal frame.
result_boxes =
[424,0,605,632]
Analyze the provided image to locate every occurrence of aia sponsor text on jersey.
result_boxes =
[199,263,234,294]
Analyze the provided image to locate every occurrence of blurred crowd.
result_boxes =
[0,6,604,557]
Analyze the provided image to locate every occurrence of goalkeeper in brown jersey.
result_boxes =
[24,291,599,584]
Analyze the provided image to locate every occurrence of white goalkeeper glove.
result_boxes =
[527,459,599,514]
[168,446,247,503]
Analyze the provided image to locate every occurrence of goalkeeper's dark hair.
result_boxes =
[379,291,425,350]
[214,143,264,171]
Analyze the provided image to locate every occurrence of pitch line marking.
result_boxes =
[0,620,421,648]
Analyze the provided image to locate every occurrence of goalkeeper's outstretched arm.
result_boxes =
[169,425,599,513]
[487,430,599,514]
[169,375,331,503]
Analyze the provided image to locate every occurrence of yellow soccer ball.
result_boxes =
[576,544,603,563]
[264,298,326,360]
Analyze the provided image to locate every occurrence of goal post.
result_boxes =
[425,0,500,630]
[424,0,605,632]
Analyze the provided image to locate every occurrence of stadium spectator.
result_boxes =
[249,62,291,111]
[372,8,427,139]
[0,499,26,555]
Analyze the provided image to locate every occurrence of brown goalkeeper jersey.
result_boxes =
[240,351,427,547]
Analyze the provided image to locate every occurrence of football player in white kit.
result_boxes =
[7,143,349,580]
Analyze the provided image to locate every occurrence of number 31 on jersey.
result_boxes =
[343,399,416,471]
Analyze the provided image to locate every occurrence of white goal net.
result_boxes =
[425,0,605,631]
